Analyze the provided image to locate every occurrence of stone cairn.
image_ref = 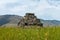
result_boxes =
[18,13,43,27]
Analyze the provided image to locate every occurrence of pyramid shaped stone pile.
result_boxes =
[18,13,43,27]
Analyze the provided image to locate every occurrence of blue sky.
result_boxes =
[0,0,60,20]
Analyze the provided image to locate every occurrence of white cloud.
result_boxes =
[0,0,60,20]
[9,5,28,12]
[0,0,17,3]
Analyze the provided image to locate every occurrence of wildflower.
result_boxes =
[45,32,49,40]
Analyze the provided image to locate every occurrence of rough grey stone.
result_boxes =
[18,13,43,27]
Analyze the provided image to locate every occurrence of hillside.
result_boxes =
[42,20,60,26]
[0,15,60,26]
[0,15,22,26]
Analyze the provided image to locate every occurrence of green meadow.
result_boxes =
[0,26,60,40]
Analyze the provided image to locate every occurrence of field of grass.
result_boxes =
[0,26,60,40]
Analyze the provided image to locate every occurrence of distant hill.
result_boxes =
[0,15,22,26]
[0,15,60,27]
[41,20,60,26]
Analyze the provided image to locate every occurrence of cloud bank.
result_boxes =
[0,0,60,20]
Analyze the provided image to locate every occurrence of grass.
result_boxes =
[0,26,60,40]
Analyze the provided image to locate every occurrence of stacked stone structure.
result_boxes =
[18,13,43,27]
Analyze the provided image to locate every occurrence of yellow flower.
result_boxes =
[45,32,49,40]
[45,32,48,36]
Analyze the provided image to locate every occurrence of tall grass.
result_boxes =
[0,26,60,40]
